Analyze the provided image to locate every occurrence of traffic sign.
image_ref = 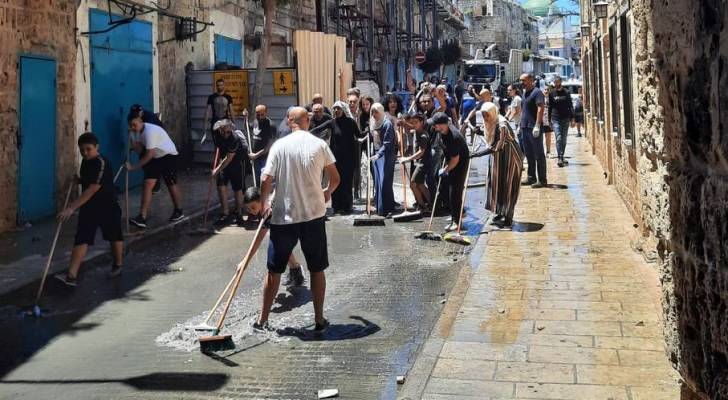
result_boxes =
[415,51,426,65]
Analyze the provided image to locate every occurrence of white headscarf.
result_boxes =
[370,102,386,129]
[480,102,500,144]
[332,100,354,120]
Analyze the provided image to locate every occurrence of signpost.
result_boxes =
[273,70,295,95]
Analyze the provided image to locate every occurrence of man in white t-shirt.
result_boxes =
[125,110,184,228]
[255,107,340,333]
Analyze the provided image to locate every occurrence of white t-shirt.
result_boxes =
[509,95,522,124]
[262,130,336,225]
[141,123,178,158]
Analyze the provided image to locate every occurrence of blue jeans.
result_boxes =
[551,118,570,159]
[521,126,547,184]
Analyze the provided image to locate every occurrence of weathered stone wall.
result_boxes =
[645,0,728,397]
[0,0,77,232]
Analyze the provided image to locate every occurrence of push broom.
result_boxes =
[24,180,75,317]
[415,159,446,241]
[188,148,220,236]
[443,129,481,246]
[199,216,268,352]
[393,126,422,222]
[353,133,385,226]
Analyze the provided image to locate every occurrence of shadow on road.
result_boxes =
[276,315,380,342]
[271,286,313,314]
[0,372,229,391]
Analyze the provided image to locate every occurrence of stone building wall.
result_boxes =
[581,0,728,397]
[0,0,77,232]
[459,0,536,61]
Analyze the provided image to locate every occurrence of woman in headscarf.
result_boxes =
[470,102,524,228]
[369,103,398,216]
[317,101,362,214]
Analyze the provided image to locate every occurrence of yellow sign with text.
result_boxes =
[212,71,249,115]
[273,70,295,96]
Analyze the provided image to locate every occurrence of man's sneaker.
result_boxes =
[252,320,273,333]
[314,319,330,333]
[445,222,458,232]
[54,273,77,287]
[215,214,230,225]
[235,213,246,226]
[169,209,185,222]
[129,215,147,229]
[283,266,305,287]
[531,182,547,189]
[109,264,123,278]
[521,179,536,186]
[557,159,564,168]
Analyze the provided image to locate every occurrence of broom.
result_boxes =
[393,125,422,222]
[443,129,481,246]
[353,133,385,226]
[199,216,268,352]
[244,115,257,187]
[24,180,75,317]
[415,159,446,241]
[189,148,220,236]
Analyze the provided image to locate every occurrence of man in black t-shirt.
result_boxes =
[55,133,124,287]
[204,79,235,144]
[243,104,274,185]
[212,119,249,225]
[428,112,469,231]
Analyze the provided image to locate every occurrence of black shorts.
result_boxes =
[217,160,244,192]
[266,217,329,274]
[143,154,178,185]
[74,203,123,246]
[411,163,427,184]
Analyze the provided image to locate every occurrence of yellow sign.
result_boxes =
[273,70,295,96]
[212,70,249,115]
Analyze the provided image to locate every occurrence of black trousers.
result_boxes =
[449,167,468,225]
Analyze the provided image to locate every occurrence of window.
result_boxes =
[214,35,242,67]
[620,15,635,148]
[485,0,494,16]
[583,51,591,111]
[596,38,605,123]
[608,25,620,136]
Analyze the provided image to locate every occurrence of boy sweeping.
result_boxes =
[55,133,124,287]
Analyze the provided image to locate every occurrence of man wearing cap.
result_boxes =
[212,119,249,225]
[428,112,469,231]
[399,112,432,211]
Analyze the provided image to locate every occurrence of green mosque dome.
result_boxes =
[522,0,551,17]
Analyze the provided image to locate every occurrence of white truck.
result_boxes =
[463,46,523,91]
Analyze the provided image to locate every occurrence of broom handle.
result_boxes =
[426,159,447,231]
[408,89,424,113]
[202,148,220,228]
[245,115,257,187]
[366,133,372,217]
[125,140,130,234]
[455,131,480,234]
[35,180,75,303]
[214,217,268,331]
[397,126,408,209]
[203,251,250,325]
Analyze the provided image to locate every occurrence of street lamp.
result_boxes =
[593,1,609,18]
[580,24,591,37]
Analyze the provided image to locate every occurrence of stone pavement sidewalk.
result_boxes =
[400,131,681,399]
[0,165,228,297]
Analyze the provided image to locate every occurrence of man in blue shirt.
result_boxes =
[519,73,547,188]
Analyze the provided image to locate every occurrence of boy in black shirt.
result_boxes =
[428,112,470,231]
[55,133,123,287]
[212,119,249,225]
[399,112,432,211]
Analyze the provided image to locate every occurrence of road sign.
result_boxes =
[273,70,295,95]
[212,70,249,115]
[415,52,426,65]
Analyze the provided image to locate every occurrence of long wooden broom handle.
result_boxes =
[426,159,447,232]
[214,216,268,331]
[202,148,220,228]
[244,115,257,187]
[455,131,481,234]
[35,180,75,303]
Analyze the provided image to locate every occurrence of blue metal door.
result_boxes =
[90,9,153,187]
[18,56,56,221]
[214,34,242,67]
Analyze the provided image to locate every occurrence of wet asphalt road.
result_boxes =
[0,157,489,400]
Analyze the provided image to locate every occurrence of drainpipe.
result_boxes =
[431,0,437,46]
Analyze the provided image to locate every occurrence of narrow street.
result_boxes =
[0,156,488,400]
